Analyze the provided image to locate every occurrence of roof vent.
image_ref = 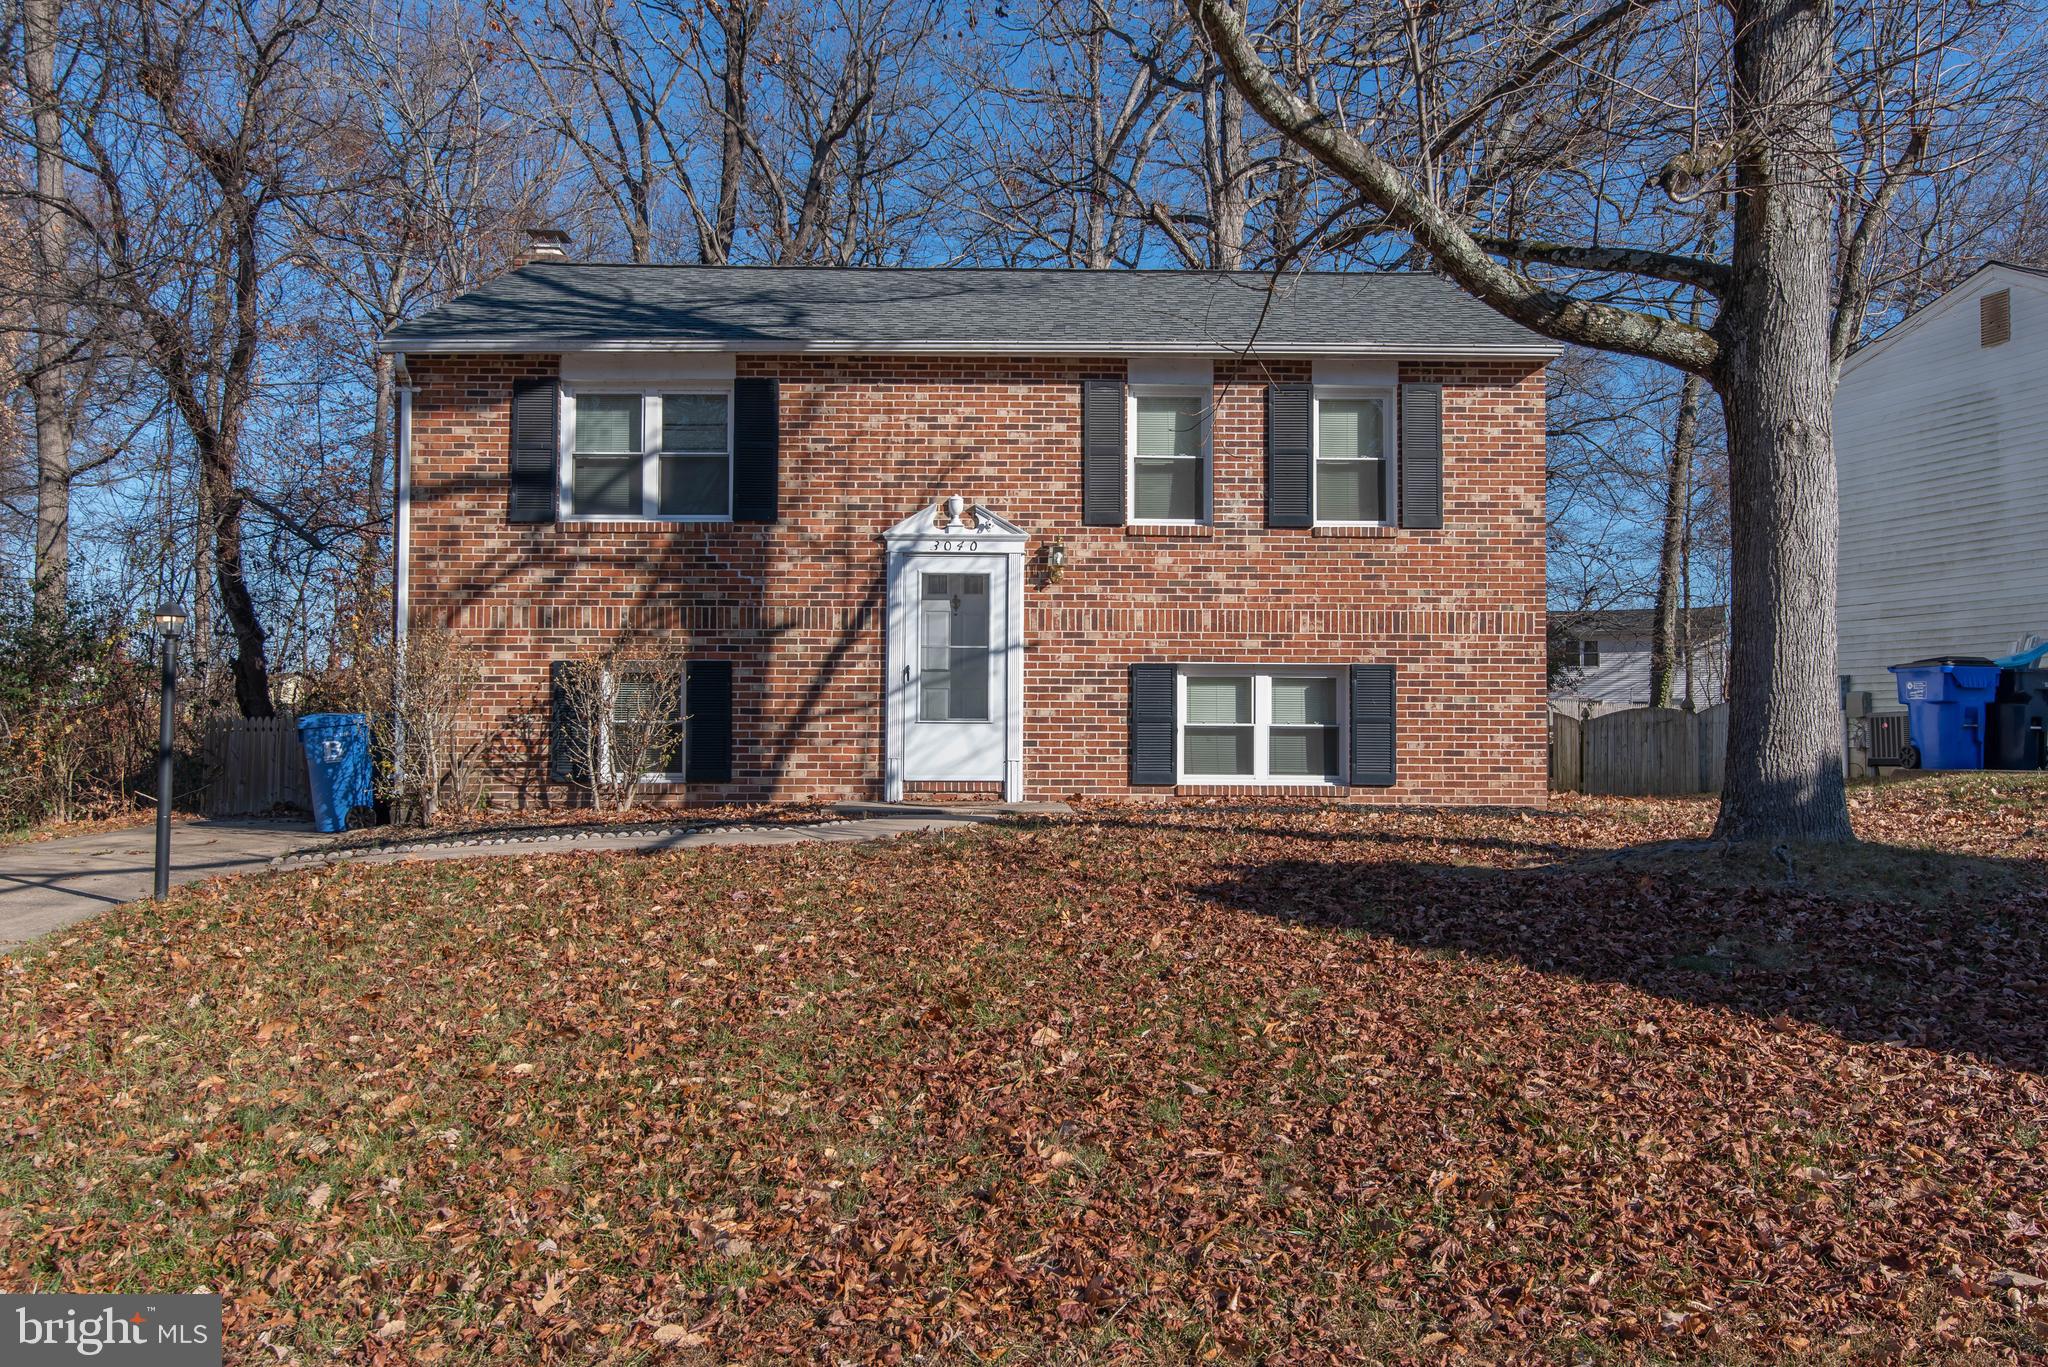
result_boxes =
[1981,288,2011,347]
[519,226,571,267]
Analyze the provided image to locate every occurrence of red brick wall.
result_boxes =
[403,352,1548,807]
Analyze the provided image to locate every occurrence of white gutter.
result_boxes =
[393,360,415,784]
[376,337,1563,360]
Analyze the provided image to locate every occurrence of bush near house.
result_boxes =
[0,597,156,832]
[1,777,2044,1363]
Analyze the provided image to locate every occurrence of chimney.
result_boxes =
[516,226,571,268]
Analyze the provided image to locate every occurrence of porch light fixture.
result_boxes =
[149,603,188,899]
[1039,539,1068,584]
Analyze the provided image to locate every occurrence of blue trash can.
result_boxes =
[298,713,374,832]
[1888,658,2000,769]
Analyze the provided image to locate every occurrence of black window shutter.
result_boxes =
[732,378,779,522]
[1128,663,1176,786]
[685,660,734,783]
[1082,378,1126,526]
[1266,383,1312,528]
[1399,383,1443,530]
[510,376,560,524]
[549,661,588,782]
[1349,664,1397,787]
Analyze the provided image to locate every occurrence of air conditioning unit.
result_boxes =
[1866,712,1912,767]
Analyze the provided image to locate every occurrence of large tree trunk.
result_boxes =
[1649,373,1703,707]
[706,0,751,265]
[24,0,70,617]
[1712,0,1849,843]
[198,438,274,718]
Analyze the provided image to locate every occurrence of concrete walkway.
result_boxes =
[0,819,316,951]
[0,805,1063,952]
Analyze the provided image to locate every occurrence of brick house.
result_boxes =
[383,247,1556,807]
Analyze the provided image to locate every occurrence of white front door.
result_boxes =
[883,502,1028,802]
[898,554,1009,783]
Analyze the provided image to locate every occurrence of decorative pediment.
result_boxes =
[882,499,1028,550]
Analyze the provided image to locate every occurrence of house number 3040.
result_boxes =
[926,539,980,552]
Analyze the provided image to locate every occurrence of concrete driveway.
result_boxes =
[0,819,316,952]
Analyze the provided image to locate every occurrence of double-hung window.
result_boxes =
[1179,669,1344,783]
[1314,390,1394,526]
[1129,389,1208,523]
[567,389,732,520]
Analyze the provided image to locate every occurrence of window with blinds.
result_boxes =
[1315,392,1393,525]
[1178,670,1343,783]
[1129,391,1208,523]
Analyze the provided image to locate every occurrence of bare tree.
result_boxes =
[357,623,485,823]
[954,0,1176,267]
[1188,0,2048,842]
[54,0,335,717]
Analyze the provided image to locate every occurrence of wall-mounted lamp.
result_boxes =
[1038,539,1068,585]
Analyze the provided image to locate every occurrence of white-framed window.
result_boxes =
[1561,638,1600,668]
[1177,668,1345,784]
[604,664,687,782]
[1128,387,1210,524]
[561,387,733,521]
[1313,388,1395,526]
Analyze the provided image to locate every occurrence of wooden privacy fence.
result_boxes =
[199,714,311,817]
[1549,703,1728,796]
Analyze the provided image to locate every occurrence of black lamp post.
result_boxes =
[150,604,188,899]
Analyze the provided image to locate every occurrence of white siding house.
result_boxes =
[1550,608,1727,716]
[1836,262,2048,708]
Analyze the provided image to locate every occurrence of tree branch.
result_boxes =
[1472,232,1732,294]
[1829,125,1930,370]
[1184,0,1721,377]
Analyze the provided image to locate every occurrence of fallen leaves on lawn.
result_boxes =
[1,773,2044,1364]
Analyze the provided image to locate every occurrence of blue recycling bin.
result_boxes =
[1888,658,2000,769]
[297,713,374,832]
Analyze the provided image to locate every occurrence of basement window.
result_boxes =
[1178,670,1343,784]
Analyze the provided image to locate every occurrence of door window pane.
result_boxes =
[662,393,727,452]
[919,573,991,721]
[659,455,729,516]
[573,455,639,515]
[576,394,641,453]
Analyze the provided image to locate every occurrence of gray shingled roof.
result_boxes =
[382,264,1559,357]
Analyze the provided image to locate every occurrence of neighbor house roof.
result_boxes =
[381,264,1561,358]
[1840,259,2048,375]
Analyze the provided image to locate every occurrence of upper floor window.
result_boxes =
[566,389,732,521]
[1561,638,1600,668]
[1315,391,1393,525]
[1129,389,1208,524]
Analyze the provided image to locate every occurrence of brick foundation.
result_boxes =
[403,353,1548,808]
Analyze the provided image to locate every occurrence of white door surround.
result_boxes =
[883,502,1027,802]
